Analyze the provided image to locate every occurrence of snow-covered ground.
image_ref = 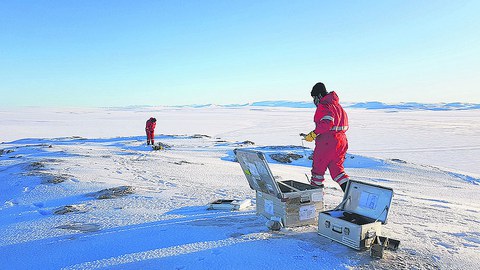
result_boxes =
[0,105,479,269]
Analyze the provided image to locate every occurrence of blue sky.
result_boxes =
[1,0,479,107]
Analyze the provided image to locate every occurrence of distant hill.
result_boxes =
[346,101,480,111]
[250,101,314,108]
[109,101,480,111]
[246,101,480,111]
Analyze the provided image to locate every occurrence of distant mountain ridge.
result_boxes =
[238,101,480,111]
[109,101,480,111]
[346,101,480,111]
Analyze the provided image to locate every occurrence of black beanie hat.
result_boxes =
[311,82,328,97]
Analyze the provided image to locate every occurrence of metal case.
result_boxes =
[318,180,393,250]
[235,149,324,227]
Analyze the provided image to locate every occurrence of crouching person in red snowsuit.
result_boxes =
[303,82,350,192]
[145,117,157,145]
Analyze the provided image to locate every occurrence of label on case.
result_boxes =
[299,204,316,221]
[264,199,274,215]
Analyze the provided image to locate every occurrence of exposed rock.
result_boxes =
[190,134,211,139]
[42,174,71,184]
[0,149,15,156]
[174,160,192,165]
[270,153,303,163]
[29,159,62,172]
[391,158,407,164]
[171,160,204,165]
[53,204,87,215]
[65,136,86,140]
[89,186,135,199]
[238,140,255,146]
[30,161,46,170]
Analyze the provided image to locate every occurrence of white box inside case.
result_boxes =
[318,180,393,250]
[235,149,324,227]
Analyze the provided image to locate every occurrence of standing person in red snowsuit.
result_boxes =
[145,117,157,145]
[303,82,350,192]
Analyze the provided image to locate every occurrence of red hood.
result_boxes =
[320,91,339,104]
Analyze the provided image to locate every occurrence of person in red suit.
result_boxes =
[303,82,350,192]
[145,117,157,145]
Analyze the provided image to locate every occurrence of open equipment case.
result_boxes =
[318,180,394,250]
[234,149,324,227]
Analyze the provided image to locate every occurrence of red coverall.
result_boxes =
[145,118,156,145]
[311,92,349,188]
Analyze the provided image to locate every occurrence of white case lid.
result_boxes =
[341,180,393,224]
[235,149,282,198]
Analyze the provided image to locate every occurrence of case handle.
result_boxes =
[332,225,343,234]
[300,196,311,204]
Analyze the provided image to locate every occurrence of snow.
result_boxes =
[0,105,479,270]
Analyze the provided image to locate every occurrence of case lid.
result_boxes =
[341,180,394,224]
[234,149,282,198]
